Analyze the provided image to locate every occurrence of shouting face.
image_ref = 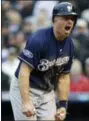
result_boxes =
[53,15,75,41]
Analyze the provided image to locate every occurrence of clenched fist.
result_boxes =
[22,100,36,117]
[55,107,67,121]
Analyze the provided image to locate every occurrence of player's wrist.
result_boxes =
[56,100,68,121]
[58,100,68,109]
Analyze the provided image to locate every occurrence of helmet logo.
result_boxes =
[67,5,72,12]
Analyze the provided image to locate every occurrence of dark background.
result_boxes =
[1,101,89,121]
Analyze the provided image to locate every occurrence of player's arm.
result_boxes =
[18,33,43,117]
[19,62,32,104]
[55,73,70,121]
[57,73,70,101]
[18,62,35,117]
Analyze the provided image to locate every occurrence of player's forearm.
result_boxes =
[18,62,32,104]
[56,73,70,101]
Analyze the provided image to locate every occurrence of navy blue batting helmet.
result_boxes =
[52,2,78,22]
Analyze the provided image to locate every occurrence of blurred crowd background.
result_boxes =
[1,0,89,121]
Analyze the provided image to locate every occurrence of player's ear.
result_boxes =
[53,16,58,23]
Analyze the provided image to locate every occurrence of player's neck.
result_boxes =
[53,28,66,41]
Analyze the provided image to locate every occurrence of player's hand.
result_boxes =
[55,107,67,121]
[22,100,36,117]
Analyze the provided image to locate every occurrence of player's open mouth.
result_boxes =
[65,26,71,31]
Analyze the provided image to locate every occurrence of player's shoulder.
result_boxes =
[32,27,51,39]
[29,27,52,46]
[26,27,51,48]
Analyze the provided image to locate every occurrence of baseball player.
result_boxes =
[10,2,78,121]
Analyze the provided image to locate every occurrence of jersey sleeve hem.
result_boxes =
[18,56,35,69]
[62,70,70,73]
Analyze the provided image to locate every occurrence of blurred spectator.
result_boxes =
[72,18,89,72]
[32,1,59,30]
[5,8,22,33]
[75,18,89,36]
[2,21,9,48]
[70,59,89,92]
[15,31,26,51]
[1,70,10,91]
[2,1,11,11]
[85,58,89,78]
[22,16,36,39]
[8,34,17,46]
[33,1,58,20]
[8,31,26,52]
[81,9,89,23]
[2,46,20,84]
[34,8,51,30]
[14,0,35,18]
[2,47,9,63]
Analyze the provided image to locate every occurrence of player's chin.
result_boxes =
[65,30,71,36]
